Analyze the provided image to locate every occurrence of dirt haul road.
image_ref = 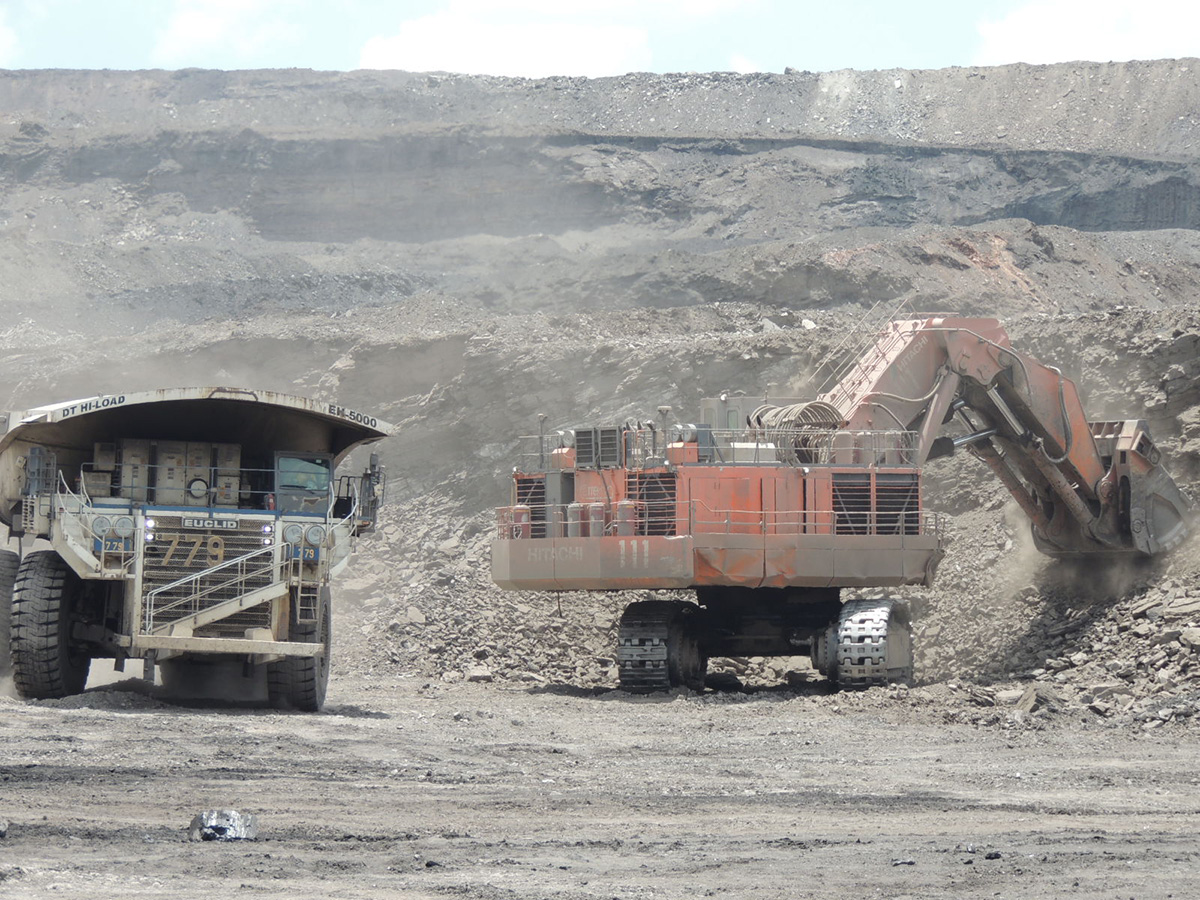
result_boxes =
[2,670,1199,900]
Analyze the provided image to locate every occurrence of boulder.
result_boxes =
[188,809,258,842]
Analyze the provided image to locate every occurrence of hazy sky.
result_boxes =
[0,0,1197,75]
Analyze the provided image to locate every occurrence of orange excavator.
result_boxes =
[491,317,1192,690]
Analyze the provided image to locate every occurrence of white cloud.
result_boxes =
[151,0,304,67]
[728,53,762,73]
[975,0,1200,66]
[0,10,18,66]
[359,11,652,77]
[432,0,750,17]
[358,0,759,76]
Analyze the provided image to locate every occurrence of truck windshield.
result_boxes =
[278,456,331,492]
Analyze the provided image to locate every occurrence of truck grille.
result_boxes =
[143,515,276,635]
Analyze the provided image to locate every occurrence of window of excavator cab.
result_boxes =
[278,456,331,492]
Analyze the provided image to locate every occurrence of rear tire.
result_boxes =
[0,549,21,679]
[10,551,91,699]
[267,594,330,711]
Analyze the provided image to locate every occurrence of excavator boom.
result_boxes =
[794,317,1190,557]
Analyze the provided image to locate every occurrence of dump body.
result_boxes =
[1,387,390,709]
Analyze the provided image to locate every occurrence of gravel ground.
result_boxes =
[5,671,1200,900]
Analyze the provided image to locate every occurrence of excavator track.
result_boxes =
[617,600,705,692]
[812,598,913,689]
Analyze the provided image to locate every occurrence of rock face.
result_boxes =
[3,63,1200,336]
[0,62,1198,724]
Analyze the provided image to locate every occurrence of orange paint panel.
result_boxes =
[806,471,834,535]
[693,533,764,585]
[550,446,576,469]
[829,536,902,585]
[762,537,837,588]
[694,548,763,585]
[769,468,810,534]
[761,475,777,534]
[574,469,630,507]
[572,470,608,505]
[493,531,944,591]
[761,541,797,588]
[684,471,764,534]
[666,442,699,465]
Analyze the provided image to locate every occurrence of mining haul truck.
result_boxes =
[0,387,390,710]
[492,316,1192,691]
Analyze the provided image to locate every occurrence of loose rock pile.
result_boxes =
[341,494,622,687]
[905,496,1200,729]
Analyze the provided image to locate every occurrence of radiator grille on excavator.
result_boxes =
[515,476,548,538]
[832,472,920,536]
[627,472,677,536]
[833,473,872,535]
[575,427,623,468]
[875,472,921,535]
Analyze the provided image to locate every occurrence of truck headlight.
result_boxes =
[282,523,304,544]
[92,515,112,536]
[113,516,135,539]
[305,524,326,546]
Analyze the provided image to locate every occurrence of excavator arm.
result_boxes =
[773,317,1191,557]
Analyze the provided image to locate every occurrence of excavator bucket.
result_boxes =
[1129,463,1192,556]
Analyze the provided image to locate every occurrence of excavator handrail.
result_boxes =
[494,500,944,540]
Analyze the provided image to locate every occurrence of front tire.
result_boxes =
[0,549,21,679]
[267,593,331,711]
[10,551,91,699]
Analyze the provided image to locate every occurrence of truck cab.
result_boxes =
[275,453,334,516]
